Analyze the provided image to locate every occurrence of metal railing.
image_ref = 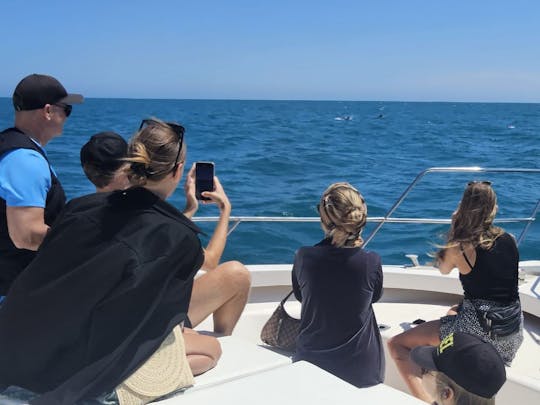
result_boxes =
[192,167,540,248]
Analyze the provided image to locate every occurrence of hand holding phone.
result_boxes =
[195,162,215,201]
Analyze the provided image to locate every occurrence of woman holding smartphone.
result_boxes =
[181,161,251,336]
[292,182,385,388]
[77,124,251,337]
[0,119,220,404]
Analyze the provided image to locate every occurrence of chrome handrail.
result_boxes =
[516,199,540,246]
[192,167,540,247]
[362,167,540,247]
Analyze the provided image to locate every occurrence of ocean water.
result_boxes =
[1,98,539,265]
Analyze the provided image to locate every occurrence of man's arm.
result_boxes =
[6,206,48,250]
[1,149,51,251]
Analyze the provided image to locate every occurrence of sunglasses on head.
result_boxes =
[54,103,72,117]
[468,181,492,186]
[139,118,185,168]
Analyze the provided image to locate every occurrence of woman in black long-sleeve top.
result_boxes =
[292,182,385,388]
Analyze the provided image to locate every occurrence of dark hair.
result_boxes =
[124,118,186,186]
[80,132,128,188]
[82,164,118,188]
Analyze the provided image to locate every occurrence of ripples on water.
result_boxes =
[0,99,538,265]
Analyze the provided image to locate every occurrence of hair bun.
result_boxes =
[130,162,149,178]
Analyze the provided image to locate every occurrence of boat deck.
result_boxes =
[187,263,540,405]
[2,263,537,404]
[157,361,425,404]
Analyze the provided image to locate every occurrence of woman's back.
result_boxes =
[293,240,382,344]
[0,188,203,402]
[460,232,519,302]
[292,239,385,388]
[291,182,385,388]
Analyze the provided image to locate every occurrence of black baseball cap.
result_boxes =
[80,132,128,171]
[13,73,83,111]
[410,332,506,398]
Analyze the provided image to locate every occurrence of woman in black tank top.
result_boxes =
[387,181,523,403]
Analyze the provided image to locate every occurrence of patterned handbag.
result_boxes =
[260,290,301,352]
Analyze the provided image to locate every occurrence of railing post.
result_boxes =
[516,199,540,246]
[363,168,431,247]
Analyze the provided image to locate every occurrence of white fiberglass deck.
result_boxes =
[187,263,540,405]
[156,361,425,405]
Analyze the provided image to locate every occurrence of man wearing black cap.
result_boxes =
[80,131,129,192]
[0,73,83,299]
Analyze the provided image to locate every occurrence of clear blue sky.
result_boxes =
[1,0,539,102]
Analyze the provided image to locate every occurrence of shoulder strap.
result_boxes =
[280,290,295,305]
[0,127,51,164]
[460,244,474,270]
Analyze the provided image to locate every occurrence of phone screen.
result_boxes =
[195,162,215,200]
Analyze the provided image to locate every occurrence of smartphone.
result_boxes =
[195,161,215,201]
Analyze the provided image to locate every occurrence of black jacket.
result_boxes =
[0,187,203,404]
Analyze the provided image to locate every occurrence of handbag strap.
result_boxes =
[280,290,296,306]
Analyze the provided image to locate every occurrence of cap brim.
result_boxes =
[60,93,84,104]
[410,345,439,371]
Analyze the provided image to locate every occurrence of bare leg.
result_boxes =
[183,328,222,375]
[446,304,460,316]
[387,319,441,403]
[188,261,251,335]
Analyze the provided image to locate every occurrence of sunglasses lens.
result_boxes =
[139,119,153,130]
[169,123,185,138]
[54,103,72,117]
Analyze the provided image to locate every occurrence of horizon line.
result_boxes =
[0,96,539,104]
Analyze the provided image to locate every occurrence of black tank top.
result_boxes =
[459,232,519,302]
[0,128,66,295]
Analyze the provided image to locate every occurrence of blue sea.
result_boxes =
[1,99,539,265]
